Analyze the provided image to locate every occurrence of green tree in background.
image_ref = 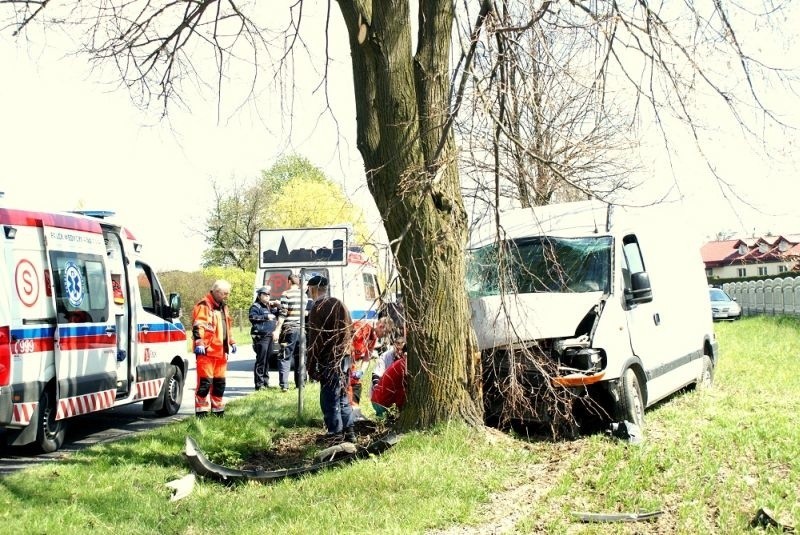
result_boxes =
[202,155,369,271]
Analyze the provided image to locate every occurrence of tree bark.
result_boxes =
[336,0,483,430]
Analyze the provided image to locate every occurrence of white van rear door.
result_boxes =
[43,225,117,420]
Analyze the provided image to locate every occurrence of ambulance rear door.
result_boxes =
[43,225,117,420]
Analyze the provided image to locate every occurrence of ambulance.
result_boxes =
[0,208,188,452]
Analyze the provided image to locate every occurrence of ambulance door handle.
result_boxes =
[653,313,661,326]
[141,325,150,333]
[106,326,117,335]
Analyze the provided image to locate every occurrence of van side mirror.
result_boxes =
[626,272,653,305]
[169,293,182,319]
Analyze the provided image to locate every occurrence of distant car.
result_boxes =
[709,288,742,321]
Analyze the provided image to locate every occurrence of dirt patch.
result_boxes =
[239,419,388,471]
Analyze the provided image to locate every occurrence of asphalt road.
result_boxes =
[0,348,264,476]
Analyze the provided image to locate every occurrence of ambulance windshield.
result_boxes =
[466,236,612,298]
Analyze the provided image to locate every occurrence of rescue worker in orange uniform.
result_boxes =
[192,279,237,417]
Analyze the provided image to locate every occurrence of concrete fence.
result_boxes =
[722,277,800,317]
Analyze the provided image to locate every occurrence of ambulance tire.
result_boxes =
[36,388,66,453]
[618,367,645,428]
[157,365,184,416]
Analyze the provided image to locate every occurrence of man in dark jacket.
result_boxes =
[306,275,356,444]
[249,286,280,390]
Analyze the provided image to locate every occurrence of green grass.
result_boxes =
[2,317,799,534]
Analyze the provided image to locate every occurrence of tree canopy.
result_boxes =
[201,154,369,271]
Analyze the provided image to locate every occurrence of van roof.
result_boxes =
[469,200,611,249]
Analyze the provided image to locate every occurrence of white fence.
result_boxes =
[722,277,800,317]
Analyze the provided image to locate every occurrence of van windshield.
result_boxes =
[467,236,612,297]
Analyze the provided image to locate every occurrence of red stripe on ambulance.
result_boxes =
[133,378,165,400]
[56,389,116,420]
[11,402,38,426]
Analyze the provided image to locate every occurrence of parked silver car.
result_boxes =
[709,288,742,321]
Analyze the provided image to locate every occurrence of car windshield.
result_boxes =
[467,236,612,298]
[709,288,732,302]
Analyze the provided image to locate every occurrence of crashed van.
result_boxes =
[467,200,717,428]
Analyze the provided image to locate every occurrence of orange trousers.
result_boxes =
[195,355,228,414]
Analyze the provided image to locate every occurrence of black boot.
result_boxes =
[344,426,357,443]
[195,411,209,418]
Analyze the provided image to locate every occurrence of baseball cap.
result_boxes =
[306,275,328,287]
[256,286,271,295]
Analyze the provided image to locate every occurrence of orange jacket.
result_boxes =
[192,293,236,358]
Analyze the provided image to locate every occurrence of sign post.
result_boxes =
[257,227,350,417]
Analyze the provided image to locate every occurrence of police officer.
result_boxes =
[249,286,280,390]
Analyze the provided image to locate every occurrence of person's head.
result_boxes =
[375,316,394,338]
[256,286,271,304]
[288,274,300,288]
[306,275,328,299]
[211,280,232,305]
[392,336,407,357]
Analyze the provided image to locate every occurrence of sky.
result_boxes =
[2,5,800,272]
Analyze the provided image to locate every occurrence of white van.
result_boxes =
[467,200,717,428]
[0,208,188,452]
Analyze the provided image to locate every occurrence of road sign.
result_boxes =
[258,226,350,268]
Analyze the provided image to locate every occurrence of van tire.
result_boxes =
[157,365,184,416]
[36,388,66,453]
[697,355,714,390]
[618,368,645,428]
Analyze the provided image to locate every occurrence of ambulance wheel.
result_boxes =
[618,368,645,428]
[36,388,66,453]
[157,365,184,416]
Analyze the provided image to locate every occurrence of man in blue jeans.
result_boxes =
[306,275,356,444]
[277,274,304,392]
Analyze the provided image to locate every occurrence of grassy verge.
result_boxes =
[2,317,798,534]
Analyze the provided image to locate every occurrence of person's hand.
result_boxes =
[272,333,279,342]
[352,370,364,380]
[194,345,206,356]
[230,344,237,354]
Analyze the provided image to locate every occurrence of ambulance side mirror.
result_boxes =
[169,293,182,319]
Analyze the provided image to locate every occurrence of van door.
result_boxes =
[103,227,132,394]
[621,234,669,403]
[43,225,117,420]
[132,261,173,384]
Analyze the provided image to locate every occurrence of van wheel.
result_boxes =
[618,368,645,428]
[697,355,714,390]
[156,365,184,416]
[36,388,66,453]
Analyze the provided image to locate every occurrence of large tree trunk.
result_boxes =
[337,0,483,430]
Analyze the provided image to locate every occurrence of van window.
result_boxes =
[136,261,168,315]
[467,236,612,297]
[622,235,646,288]
[49,251,109,323]
[363,273,379,300]
[263,269,293,298]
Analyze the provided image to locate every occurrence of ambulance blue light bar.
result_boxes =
[70,210,116,219]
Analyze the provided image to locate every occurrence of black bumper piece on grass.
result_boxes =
[184,432,400,484]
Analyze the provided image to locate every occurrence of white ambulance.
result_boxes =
[0,208,188,452]
[468,200,718,428]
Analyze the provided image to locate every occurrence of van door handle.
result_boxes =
[106,326,117,335]
[141,325,150,333]
[653,313,661,326]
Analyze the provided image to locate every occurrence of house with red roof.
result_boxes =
[702,235,800,281]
